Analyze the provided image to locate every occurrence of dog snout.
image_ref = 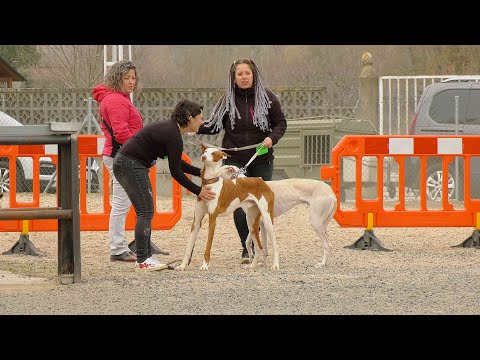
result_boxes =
[201,155,206,161]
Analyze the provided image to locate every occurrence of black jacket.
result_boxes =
[198,87,287,166]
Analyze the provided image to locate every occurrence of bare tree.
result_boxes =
[381,45,480,75]
[26,45,104,88]
[138,45,269,88]
[19,45,480,108]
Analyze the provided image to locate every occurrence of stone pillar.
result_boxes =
[358,52,379,134]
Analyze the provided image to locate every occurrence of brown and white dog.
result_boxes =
[220,165,337,268]
[176,146,280,271]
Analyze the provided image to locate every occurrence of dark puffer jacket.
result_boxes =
[198,87,287,166]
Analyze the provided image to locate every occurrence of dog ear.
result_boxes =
[201,143,207,153]
[221,151,230,159]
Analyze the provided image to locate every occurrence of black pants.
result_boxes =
[224,158,273,250]
[113,152,154,263]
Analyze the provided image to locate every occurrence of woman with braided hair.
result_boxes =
[197,58,287,264]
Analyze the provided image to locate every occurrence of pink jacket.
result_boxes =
[93,84,143,157]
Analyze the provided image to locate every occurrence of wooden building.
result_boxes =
[0,55,26,88]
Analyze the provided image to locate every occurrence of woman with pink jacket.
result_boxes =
[92,60,146,262]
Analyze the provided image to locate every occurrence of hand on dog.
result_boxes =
[198,185,216,201]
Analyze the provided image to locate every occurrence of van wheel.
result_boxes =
[0,158,27,193]
[426,164,464,201]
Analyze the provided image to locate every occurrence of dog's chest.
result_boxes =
[205,182,223,214]
[207,180,258,215]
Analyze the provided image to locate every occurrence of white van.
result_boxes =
[0,110,38,192]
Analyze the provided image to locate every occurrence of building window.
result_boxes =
[303,134,330,165]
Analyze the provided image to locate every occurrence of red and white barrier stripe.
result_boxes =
[388,137,463,155]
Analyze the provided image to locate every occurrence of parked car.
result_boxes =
[405,79,480,200]
[0,110,99,193]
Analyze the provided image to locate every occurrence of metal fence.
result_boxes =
[378,75,480,135]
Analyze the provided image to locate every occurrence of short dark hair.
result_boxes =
[171,99,203,127]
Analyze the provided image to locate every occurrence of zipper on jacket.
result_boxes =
[245,92,249,152]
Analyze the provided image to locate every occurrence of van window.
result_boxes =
[428,89,468,125]
[466,89,480,125]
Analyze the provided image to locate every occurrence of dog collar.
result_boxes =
[202,176,220,185]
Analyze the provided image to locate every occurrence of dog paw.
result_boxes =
[271,263,280,270]
[175,264,187,271]
[200,263,209,271]
[315,262,326,268]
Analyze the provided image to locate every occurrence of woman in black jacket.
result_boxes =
[114,99,216,271]
[197,58,287,264]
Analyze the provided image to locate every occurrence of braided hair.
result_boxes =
[203,59,272,132]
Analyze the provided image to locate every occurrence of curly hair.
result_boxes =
[171,99,204,128]
[103,60,141,94]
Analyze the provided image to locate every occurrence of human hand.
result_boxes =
[263,137,273,148]
[198,185,216,201]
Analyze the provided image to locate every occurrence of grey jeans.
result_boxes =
[113,152,154,263]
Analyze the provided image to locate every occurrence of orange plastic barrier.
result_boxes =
[0,135,187,232]
[320,135,480,228]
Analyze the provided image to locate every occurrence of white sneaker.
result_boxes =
[135,256,168,271]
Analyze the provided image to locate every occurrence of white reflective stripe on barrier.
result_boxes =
[389,138,414,154]
[437,138,462,154]
[45,144,58,154]
[97,137,105,154]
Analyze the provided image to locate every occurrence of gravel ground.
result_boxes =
[1,195,480,315]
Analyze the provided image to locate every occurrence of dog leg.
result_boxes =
[259,221,268,264]
[258,207,279,270]
[314,227,331,268]
[246,217,268,266]
[177,202,206,271]
[246,207,263,268]
[245,233,254,262]
[311,196,336,268]
[249,228,262,268]
[200,213,218,271]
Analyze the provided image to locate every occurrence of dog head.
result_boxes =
[219,165,240,179]
[201,147,229,164]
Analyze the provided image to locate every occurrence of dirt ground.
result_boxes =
[1,194,480,315]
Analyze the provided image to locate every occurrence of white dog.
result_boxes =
[176,146,280,271]
[220,165,337,268]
